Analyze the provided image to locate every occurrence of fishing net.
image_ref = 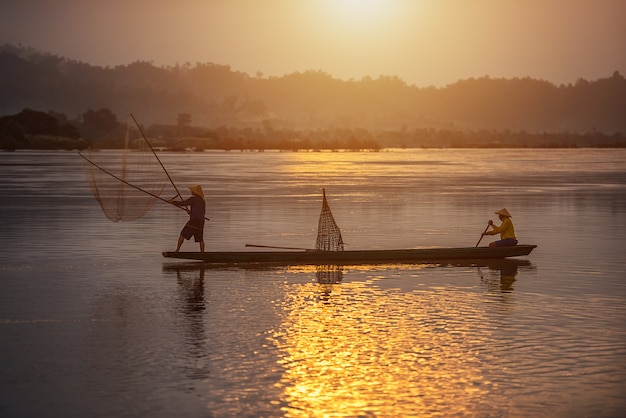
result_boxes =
[315,189,344,251]
[82,117,170,222]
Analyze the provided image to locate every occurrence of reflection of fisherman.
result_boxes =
[499,262,518,291]
[482,208,518,248]
[170,185,206,252]
[479,260,520,292]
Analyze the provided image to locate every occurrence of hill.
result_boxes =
[1,44,625,150]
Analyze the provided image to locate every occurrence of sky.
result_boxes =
[1,0,625,87]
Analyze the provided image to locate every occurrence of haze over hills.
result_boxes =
[1,44,625,149]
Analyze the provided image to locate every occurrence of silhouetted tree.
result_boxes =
[81,108,119,138]
[0,118,25,150]
[9,108,59,135]
[177,112,192,126]
[58,123,80,138]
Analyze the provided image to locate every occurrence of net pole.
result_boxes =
[130,113,184,200]
[245,244,311,251]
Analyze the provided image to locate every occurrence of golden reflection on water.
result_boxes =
[272,266,497,417]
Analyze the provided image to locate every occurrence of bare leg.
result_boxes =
[176,235,184,252]
[199,241,205,252]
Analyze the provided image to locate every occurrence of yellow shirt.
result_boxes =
[488,217,516,240]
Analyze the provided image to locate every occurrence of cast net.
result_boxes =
[315,189,344,251]
[81,117,170,222]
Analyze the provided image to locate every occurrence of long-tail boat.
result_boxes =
[162,244,536,265]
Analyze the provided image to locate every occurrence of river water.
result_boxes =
[1,148,625,417]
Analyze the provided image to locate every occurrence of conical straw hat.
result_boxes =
[188,185,204,197]
[494,208,512,217]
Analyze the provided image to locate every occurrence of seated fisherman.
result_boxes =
[483,208,518,247]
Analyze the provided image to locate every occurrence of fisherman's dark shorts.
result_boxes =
[181,221,204,242]
[495,238,518,247]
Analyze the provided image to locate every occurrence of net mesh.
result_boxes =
[82,117,169,222]
[315,189,344,251]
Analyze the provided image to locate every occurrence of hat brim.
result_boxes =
[188,185,204,197]
[494,209,512,217]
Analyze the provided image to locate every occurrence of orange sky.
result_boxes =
[1,0,625,87]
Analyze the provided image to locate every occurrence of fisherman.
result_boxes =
[482,208,518,247]
[170,185,206,252]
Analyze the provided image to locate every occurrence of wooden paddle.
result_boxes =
[475,223,491,247]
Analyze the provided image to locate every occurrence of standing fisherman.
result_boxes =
[170,185,206,252]
[482,208,518,247]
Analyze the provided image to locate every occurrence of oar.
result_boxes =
[245,244,312,251]
[78,152,210,221]
[475,223,491,247]
[130,113,184,201]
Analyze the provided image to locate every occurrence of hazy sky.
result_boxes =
[2,0,625,87]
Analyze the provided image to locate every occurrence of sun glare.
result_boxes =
[315,0,410,29]
[312,0,409,48]
[332,0,392,22]
[272,279,492,416]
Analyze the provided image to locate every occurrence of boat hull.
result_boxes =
[162,244,537,265]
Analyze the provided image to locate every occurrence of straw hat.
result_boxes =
[188,185,204,197]
[494,208,512,217]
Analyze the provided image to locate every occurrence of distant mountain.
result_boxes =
[1,43,625,133]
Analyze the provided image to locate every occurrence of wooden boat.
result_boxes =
[162,244,536,265]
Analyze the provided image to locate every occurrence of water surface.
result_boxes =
[1,149,625,417]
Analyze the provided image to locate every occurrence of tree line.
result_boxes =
[1,43,625,150]
[2,107,624,151]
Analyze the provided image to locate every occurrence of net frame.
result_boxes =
[82,117,169,222]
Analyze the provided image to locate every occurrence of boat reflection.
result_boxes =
[432,259,533,293]
[163,258,533,297]
[163,258,530,274]
[162,259,535,416]
[475,259,532,293]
